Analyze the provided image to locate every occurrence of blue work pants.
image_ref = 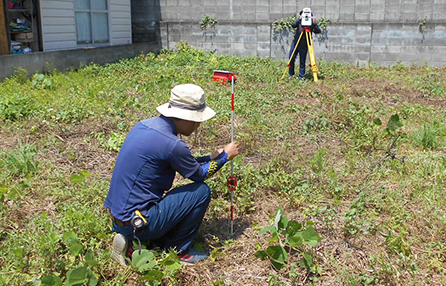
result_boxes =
[112,182,211,253]
[288,41,308,79]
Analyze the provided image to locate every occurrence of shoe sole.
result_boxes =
[112,234,128,266]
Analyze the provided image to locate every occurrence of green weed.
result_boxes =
[411,121,445,150]
[272,14,298,33]
[200,15,217,30]
[255,207,322,276]
[0,141,39,178]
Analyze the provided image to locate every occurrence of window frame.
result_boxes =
[74,0,111,47]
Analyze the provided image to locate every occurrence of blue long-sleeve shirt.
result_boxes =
[104,115,227,221]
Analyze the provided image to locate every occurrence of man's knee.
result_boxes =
[199,182,211,196]
[194,182,211,203]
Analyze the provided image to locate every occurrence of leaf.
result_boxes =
[70,174,83,184]
[7,187,19,200]
[85,250,98,266]
[0,184,7,197]
[66,266,88,286]
[0,184,8,200]
[132,249,157,272]
[210,247,222,262]
[278,216,289,230]
[301,226,321,247]
[5,181,26,201]
[271,258,286,270]
[63,232,78,245]
[63,231,77,240]
[266,246,288,270]
[160,248,181,270]
[69,243,84,256]
[41,275,62,286]
[266,246,287,259]
[79,170,91,178]
[254,250,269,260]
[259,225,276,235]
[96,232,108,240]
[86,268,98,286]
[387,114,403,131]
[164,258,181,271]
[274,207,283,229]
[43,78,51,88]
[289,234,303,248]
[373,117,382,126]
[139,270,165,281]
[287,221,302,233]
[34,74,44,81]
[300,252,314,268]
[269,232,279,243]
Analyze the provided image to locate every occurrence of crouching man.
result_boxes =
[104,84,239,265]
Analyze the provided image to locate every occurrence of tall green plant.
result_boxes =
[366,114,406,171]
[255,207,322,272]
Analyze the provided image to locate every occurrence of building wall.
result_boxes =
[131,0,161,44]
[0,42,159,80]
[138,0,446,66]
[40,0,132,52]
[110,0,132,45]
[40,0,77,51]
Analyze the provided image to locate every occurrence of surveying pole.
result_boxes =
[227,75,237,238]
[212,70,238,238]
[280,27,319,82]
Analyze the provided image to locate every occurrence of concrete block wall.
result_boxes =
[0,43,160,80]
[139,0,446,66]
[156,0,446,23]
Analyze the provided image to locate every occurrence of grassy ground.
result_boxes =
[1,43,446,285]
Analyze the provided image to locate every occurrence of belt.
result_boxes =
[111,216,131,227]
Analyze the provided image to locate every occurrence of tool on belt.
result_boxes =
[131,210,149,255]
[131,210,148,230]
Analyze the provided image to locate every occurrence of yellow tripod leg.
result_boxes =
[306,31,318,82]
[280,31,304,81]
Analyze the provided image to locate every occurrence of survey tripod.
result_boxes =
[280,27,319,82]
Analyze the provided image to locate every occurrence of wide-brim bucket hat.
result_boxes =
[156,84,216,122]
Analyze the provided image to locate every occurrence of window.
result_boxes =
[74,0,109,45]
